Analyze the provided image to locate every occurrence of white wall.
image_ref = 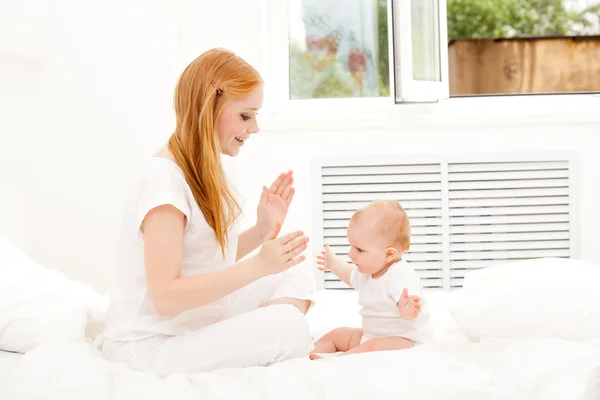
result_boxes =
[1,0,180,290]
[1,0,599,294]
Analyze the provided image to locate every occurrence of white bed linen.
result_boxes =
[0,350,23,389]
[1,290,599,400]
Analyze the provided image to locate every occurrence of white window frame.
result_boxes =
[261,0,449,116]
[260,0,600,126]
[391,0,449,102]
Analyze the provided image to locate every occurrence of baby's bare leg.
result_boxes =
[343,336,414,356]
[310,327,363,359]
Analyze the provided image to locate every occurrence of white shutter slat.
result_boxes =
[449,178,567,191]
[323,199,442,211]
[323,164,441,175]
[324,208,442,220]
[325,234,443,245]
[450,213,569,225]
[324,192,443,202]
[448,161,568,173]
[322,182,442,194]
[323,217,442,229]
[449,169,569,182]
[450,258,568,270]
[324,227,443,237]
[451,231,570,243]
[449,222,570,234]
[339,252,443,263]
[450,205,570,217]
[448,187,569,199]
[449,196,569,208]
[451,240,570,252]
[450,248,570,260]
[330,243,442,254]
[323,174,441,185]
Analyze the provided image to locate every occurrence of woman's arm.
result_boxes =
[143,205,307,317]
[236,225,265,261]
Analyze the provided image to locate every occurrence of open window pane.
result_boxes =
[288,0,390,99]
[412,0,441,81]
[447,0,600,95]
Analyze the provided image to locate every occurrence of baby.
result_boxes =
[310,200,431,359]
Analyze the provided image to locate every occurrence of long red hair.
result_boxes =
[168,49,262,258]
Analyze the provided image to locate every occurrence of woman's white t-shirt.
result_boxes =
[104,157,239,342]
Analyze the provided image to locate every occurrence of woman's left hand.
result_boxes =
[256,171,295,238]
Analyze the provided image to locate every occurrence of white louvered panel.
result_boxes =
[448,160,572,285]
[314,154,578,292]
[320,163,444,290]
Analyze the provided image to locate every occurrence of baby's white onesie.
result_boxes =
[350,259,433,344]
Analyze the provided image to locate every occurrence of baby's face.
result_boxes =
[346,218,390,275]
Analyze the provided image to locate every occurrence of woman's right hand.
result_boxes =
[257,221,309,275]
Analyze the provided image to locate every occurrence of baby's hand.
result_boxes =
[316,244,337,272]
[397,288,422,320]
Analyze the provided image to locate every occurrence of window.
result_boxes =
[288,0,390,99]
[266,0,600,109]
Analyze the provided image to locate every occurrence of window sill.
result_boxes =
[260,93,600,133]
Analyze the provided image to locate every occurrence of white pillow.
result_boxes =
[448,257,600,342]
[0,237,103,352]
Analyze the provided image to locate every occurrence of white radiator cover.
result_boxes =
[311,152,580,291]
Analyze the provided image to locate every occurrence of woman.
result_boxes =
[101,48,315,375]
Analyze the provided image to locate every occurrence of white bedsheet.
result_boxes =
[0,350,23,388]
[1,337,599,400]
[1,290,599,400]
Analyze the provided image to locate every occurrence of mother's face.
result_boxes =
[216,85,264,157]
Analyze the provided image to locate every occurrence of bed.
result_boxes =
[1,238,600,399]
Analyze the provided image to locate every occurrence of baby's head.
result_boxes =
[347,200,411,275]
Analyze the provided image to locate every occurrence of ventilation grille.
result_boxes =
[448,161,571,289]
[321,163,444,290]
[314,154,578,291]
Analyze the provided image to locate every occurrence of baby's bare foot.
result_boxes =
[309,353,322,360]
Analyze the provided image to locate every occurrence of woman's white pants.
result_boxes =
[101,266,315,375]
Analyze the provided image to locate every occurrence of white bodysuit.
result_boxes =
[350,259,432,344]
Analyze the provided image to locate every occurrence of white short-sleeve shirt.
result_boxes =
[350,259,432,344]
[104,158,239,342]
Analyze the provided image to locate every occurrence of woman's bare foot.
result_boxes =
[309,353,322,360]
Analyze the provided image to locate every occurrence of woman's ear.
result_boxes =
[385,247,398,262]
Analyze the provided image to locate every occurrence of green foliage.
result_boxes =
[447,0,600,38]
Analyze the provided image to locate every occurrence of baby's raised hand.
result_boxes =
[397,288,422,320]
[316,244,337,272]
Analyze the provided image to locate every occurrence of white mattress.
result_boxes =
[0,350,23,387]
[0,291,598,400]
